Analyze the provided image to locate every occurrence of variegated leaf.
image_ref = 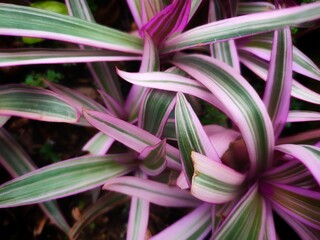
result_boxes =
[173,54,274,176]
[176,93,220,184]
[0,84,78,122]
[0,154,134,207]
[163,2,320,53]
[191,152,245,204]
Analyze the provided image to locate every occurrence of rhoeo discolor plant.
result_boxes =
[0,0,320,239]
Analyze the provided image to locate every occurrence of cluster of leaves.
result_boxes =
[0,0,320,239]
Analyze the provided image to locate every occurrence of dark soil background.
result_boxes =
[0,0,319,239]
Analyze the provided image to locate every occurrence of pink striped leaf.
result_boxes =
[141,0,191,47]
[66,0,125,105]
[239,51,320,105]
[116,67,224,115]
[272,204,320,240]
[99,91,126,119]
[165,3,320,53]
[151,204,212,240]
[139,139,166,176]
[0,84,79,123]
[277,129,320,145]
[263,27,292,137]
[264,201,277,240]
[139,89,176,137]
[84,110,181,170]
[103,176,200,207]
[263,161,317,189]
[175,93,221,184]
[126,0,144,29]
[47,81,107,126]
[287,111,320,123]
[208,0,240,72]
[191,152,246,204]
[262,182,320,229]
[275,144,320,186]
[0,4,143,54]
[172,54,274,176]
[126,171,150,240]
[125,33,159,122]
[82,132,115,156]
[0,154,135,207]
[212,183,266,239]
[238,37,320,80]
[0,48,140,67]
[163,2,320,53]
[0,129,70,234]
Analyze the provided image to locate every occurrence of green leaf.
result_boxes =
[0,4,143,53]
[0,84,78,122]
[163,2,320,53]
[175,93,220,184]
[0,154,134,207]
[173,54,274,176]
[213,183,266,239]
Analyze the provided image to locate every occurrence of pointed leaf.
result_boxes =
[47,81,107,126]
[208,0,240,72]
[239,37,320,80]
[163,2,320,53]
[176,93,221,184]
[142,0,191,46]
[0,48,140,67]
[213,183,266,240]
[264,201,277,240]
[263,159,317,189]
[273,204,320,240]
[191,152,245,204]
[127,171,149,240]
[65,0,95,21]
[287,111,320,123]
[0,129,70,234]
[263,28,292,137]
[47,81,107,113]
[0,84,78,122]
[125,33,159,122]
[262,182,320,229]
[275,144,320,186]
[99,90,126,119]
[277,129,320,145]
[82,132,115,156]
[173,54,274,175]
[151,204,212,240]
[84,110,181,170]
[103,176,200,207]
[140,0,163,25]
[0,4,143,53]
[139,139,167,176]
[0,154,134,207]
[116,68,223,110]
[66,0,125,104]
[139,89,176,137]
[240,51,320,105]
